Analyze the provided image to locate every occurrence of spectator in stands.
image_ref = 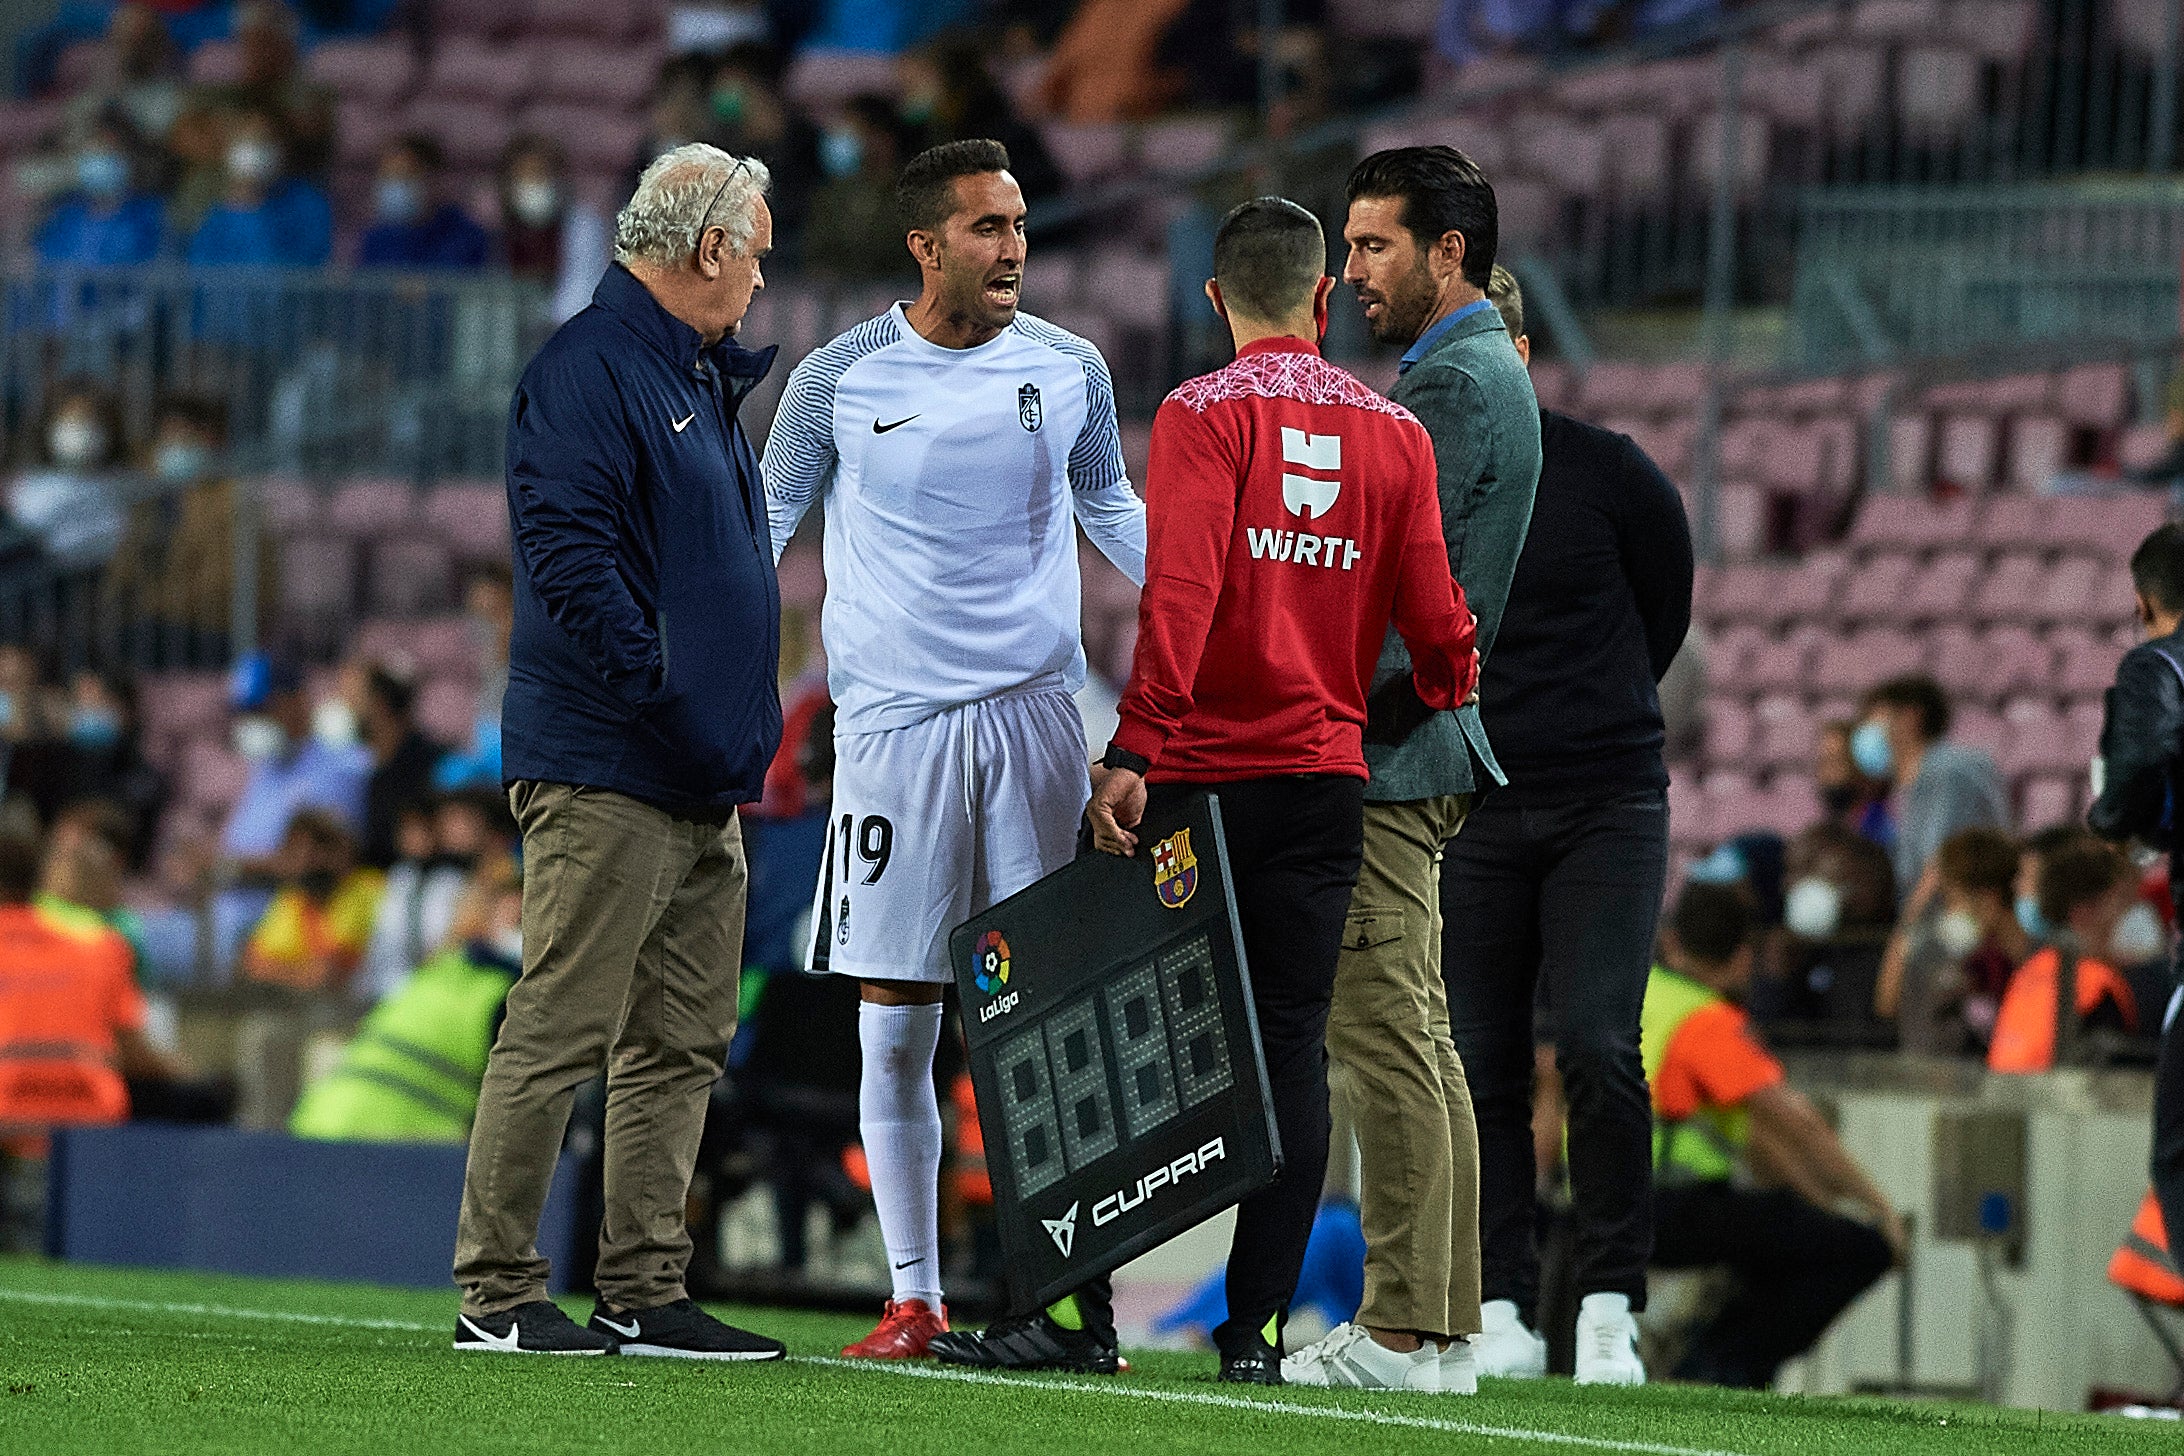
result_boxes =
[63,4,184,147]
[1038,0,1190,121]
[1646,882,1900,1388]
[896,38,1062,204]
[495,135,612,324]
[0,833,187,1142]
[1876,827,2025,1055]
[291,854,524,1143]
[803,95,919,282]
[432,563,513,794]
[701,46,820,251]
[241,808,384,993]
[357,789,514,1002]
[56,672,165,869]
[1815,718,1892,848]
[8,380,128,568]
[1988,840,2142,1072]
[105,394,271,664]
[1782,820,1897,944]
[2015,823,2098,940]
[184,105,332,267]
[1435,0,1564,68]
[349,663,444,871]
[189,1,335,177]
[212,652,371,977]
[36,111,165,268]
[357,134,489,271]
[37,807,150,983]
[0,646,59,756]
[1854,674,2008,896]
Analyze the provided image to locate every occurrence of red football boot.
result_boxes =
[841,1298,950,1359]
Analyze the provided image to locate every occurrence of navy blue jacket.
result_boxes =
[501,263,783,816]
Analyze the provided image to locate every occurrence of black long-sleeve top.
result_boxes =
[1478,408,1694,802]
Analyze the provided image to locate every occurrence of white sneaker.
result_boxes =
[1573,1293,1645,1386]
[1280,1322,1443,1391]
[1437,1336,1479,1395]
[1472,1299,1547,1379]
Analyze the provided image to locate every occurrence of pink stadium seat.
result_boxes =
[1769,553,1847,626]
[1138,118,1234,177]
[1752,693,1819,770]
[1983,374,2055,412]
[1937,414,1999,490]
[2005,415,2070,491]
[367,536,455,618]
[1687,111,1771,194]
[1326,0,1440,39]
[1887,414,1933,495]
[425,482,510,564]
[1812,628,1927,695]
[1744,634,1816,692]
[1851,0,1943,39]
[140,672,232,742]
[783,50,897,109]
[1849,492,1961,551]
[432,0,526,36]
[181,738,251,815]
[308,39,420,106]
[1896,549,1979,620]
[515,103,645,172]
[2053,492,2167,560]
[335,100,403,168]
[2030,555,2104,624]
[353,618,428,675]
[1748,54,1825,128]
[328,477,417,538]
[1928,623,1984,695]
[2057,363,2130,428]
[403,99,514,169]
[2052,626,2121,695]
[1601,112,1671,195]
[1838,553,1917,623]
[1976,494,2055,549]
[2118,424,2173,472]
[1085,251,1171,332]
[2019,775,2077,830]
[260,476,323,535]
[1955,705,2011,761]
[1705,696,1756,765]
[1517,116,1606,192]
[1813,46,1888,134]
[416,677,483,745]
[187,40,244,87]
[422,38,540,107]
[414,616,485,677]
[1897,46,1979,136]
[534,42,661,109]
[1576,362,1652,418]
[1667,775,1712,847]
[1491,179,1557,248]
[1716,483,1767,559]
[1979,625,2056,694]
[2000,701,2079,776]
[527,0,663,39]
[1040,123,1129,185]
[1944,0,2036,56]
[1970,553,2045,623]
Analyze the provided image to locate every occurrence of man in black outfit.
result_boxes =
[1443,268,1693,1383]
[355,665,444,871]
[2089,523,2184,1268]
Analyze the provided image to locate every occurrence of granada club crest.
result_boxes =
[1151,829,1198,910]
[974,928,1012,993]
[1018,382,1042,432]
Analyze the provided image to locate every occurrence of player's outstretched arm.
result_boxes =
[759,354,840,564]
[1066,345,1147,586]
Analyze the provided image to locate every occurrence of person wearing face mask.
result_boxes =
[2090,522,2184,1276]
[356,133,488,271]
[1875,827,2026,1055]
[802,95,920,282]
[495,135,612,324]
[34,113,164,268]
[9,382,127,568]
[55,675,165,868]
[1854,674,2008,899]
[184,107,330,267]
[345,663,446,871]
[1987,841,2143,1072]
[240,809,386,993]
[1814,719,1894,848]
[292,856,527,1144]
[357,791,516,1003]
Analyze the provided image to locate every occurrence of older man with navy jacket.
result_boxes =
[451,144,787,1361]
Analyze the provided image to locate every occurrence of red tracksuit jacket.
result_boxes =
[1111,337,1479,782]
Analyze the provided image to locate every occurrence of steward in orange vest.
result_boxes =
[1987,844,2141,1074]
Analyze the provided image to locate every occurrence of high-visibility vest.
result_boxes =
[1641,968,1748,1184]
[1988,945,2139,1073]
[2108,1190,2184,1306]
[0,907,133,1130]
[288,947,513,1144]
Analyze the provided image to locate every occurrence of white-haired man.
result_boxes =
[451,145,785,1359]
[763,138,1146,1368]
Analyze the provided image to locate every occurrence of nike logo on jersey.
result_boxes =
[458,1315,522,1351]
[672,413,696,433]
[872,415,920,433]
[595,1316,642,1338]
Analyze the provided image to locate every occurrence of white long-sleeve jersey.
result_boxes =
[762,303,1147,734]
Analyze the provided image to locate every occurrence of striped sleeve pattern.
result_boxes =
[1012,312,1128,496]
[760,309,901,561]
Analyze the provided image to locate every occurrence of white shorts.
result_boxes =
[808,684,1090,984]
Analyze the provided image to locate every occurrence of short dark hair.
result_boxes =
[364,664,414,723]
[1345,145,1498,288]
[2036,841,2132,928]
[1672,882,1754,967]
[391,131,444,172]
[897,138,1012,233]
[1863,674,1952,741]
[1487,263,1523,339]
[1938,827,2019,899]
[1212,197,1325,323]
[155,392,227,442]
[0,834,39,903]
[2131,523,2184,616]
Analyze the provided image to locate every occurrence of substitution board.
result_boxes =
[950,792,1280,1315]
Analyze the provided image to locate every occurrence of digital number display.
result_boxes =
[991,931,1233,1194]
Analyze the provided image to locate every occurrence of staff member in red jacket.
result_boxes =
[1097,196,1478,1384]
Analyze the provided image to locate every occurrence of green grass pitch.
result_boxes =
[0,1259,2169,1455]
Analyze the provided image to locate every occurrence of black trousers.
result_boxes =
[2155,989,2184,1263]
[1441,787,1667,1319]
[1652,1182,1893,1389]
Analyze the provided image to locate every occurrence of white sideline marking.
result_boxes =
[0,1287,1755,1456]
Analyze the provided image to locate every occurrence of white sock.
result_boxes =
[858,1000,945,1308]
[1580,1292,1632,1319]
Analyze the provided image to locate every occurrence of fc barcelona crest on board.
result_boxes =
[1152,829,1198,909]
[1018,382,1042,432]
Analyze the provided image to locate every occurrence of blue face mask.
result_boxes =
[68,706,121,751]
[76,149,128,199]
[375,177,422,225]
[0,691,13,731]
[2016,895,2048,939]
[819,129,863,179]
[1850,719,1894,780]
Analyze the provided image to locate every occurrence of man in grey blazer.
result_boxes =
[1282,145,1540,1392]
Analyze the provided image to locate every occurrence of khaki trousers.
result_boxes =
[453,781,746,1315]
[1326,793,1478,1340]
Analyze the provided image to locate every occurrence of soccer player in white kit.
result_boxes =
[761,139,1146,1362]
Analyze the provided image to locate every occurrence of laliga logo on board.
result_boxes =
[974,928,1021,1023]
[1152,829,1198,910]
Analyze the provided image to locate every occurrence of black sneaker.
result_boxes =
[453,1300,615,1355]
[928,1311,1123,1374]
[589,1298,786,1361]
[1217,1335,1283,1385]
